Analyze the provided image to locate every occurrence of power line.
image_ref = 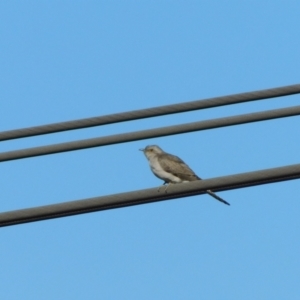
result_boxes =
[1,163,300,227]
[0,105,300,163]
[1,83,300,142]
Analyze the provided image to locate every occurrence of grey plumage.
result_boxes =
[157,152,200,182]
[140,145,230,206]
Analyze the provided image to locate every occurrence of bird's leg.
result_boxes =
[157,182,167,192]
[164,182,172,193]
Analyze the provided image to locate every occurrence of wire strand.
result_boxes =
[0,105,299,163]
[1,83,300,141]
[1,163,300,227]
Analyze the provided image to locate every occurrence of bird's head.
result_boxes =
[139,145,164,159]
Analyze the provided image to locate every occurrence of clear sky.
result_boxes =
[1,1,300,299]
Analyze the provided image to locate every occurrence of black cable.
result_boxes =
[1,163,300,227]
[1,83,300,142]
[0,105,299,163]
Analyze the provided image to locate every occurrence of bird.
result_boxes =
[139,145,230,205]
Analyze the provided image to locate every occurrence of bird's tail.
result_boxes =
[206,190,230,206]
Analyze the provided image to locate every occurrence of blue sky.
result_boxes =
[1,1,300,299]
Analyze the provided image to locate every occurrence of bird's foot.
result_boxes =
[157,182,169,193]
[157,181,168,192]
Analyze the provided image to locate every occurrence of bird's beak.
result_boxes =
[139,148,144,152]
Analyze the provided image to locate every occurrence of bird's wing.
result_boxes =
[158,153,200,181]
[158,153,230,205]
